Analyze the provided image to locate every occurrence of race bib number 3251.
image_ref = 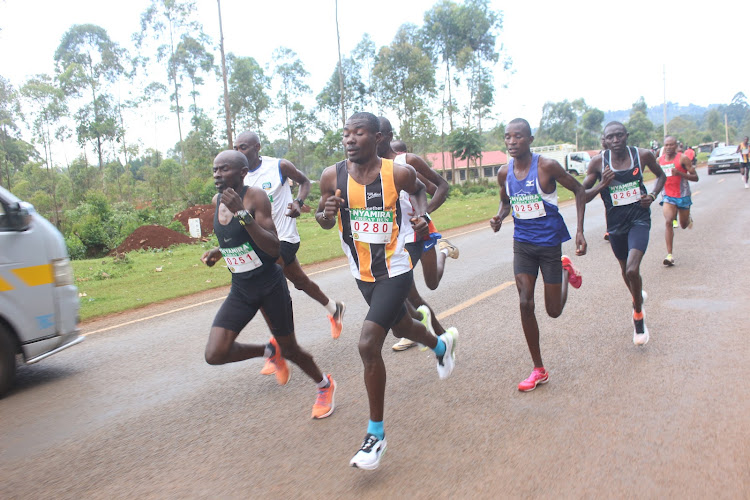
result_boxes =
[350,208,394,244]
[609,181,640,206]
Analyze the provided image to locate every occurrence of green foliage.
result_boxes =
[625,97,654,148]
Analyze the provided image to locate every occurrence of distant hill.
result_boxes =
[603,102,722,126]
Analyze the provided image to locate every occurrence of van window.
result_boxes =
[0,200,8,231]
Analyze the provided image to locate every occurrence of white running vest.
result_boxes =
[395,153,418,243]
[243,156,300,244]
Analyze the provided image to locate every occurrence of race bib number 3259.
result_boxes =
[350,208,394,244]
[609,181,640,206]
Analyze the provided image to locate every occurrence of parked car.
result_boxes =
[707,146,742,175]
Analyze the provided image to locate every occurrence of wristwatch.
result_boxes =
[294,198,305,207]
[235,209,253,226]
[420,213,431,223]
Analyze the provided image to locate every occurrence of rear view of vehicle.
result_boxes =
[0,186,83,397]
[707,146,741,175]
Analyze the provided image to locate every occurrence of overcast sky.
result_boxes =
[0,0,746,156]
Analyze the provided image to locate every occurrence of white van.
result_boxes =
[0,185,83,397]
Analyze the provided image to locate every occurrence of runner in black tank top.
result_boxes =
[583,122,666,346]
[201,150,336,421]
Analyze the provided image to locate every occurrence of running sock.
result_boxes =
[432,337,446,357]
[367,420,385,440]
[324,299,337,315]
[441,248,450,257]
[263,343,274,359]
[633,311,644,321]
[316,376,330,389]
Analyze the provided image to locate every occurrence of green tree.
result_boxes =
[579,108,604,149]
[54,24,126,169]
[625,97,654,148]
[316,57,366,129]
[373,24,436,146]
[272,47,311,150]
[352,34,377,109]
[447,126,484,181]
[226,54,270,135]
[171,34,215,129]
[0,76,29,189]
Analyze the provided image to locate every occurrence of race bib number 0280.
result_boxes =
[511,193,546,219]
[609,181,640,206]
[350,208,394,244]
[220,242,262,273]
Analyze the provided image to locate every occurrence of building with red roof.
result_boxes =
[424,150,508,183]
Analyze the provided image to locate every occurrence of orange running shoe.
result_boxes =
[561,255,582,289]
[269,337,290,385]
[311,374,336,419]
[328,301,346,339]
[260,358,276,375]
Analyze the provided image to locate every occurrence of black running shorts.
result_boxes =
[513,240,563,284]
[279,241,301,266]
[356,271,412,330]
[608,223,650,261]
[212,264,294,336]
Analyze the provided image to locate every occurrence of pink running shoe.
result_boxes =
[561,255,582,289]
[518,367,549,392]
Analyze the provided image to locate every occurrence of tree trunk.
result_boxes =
[168,20,186,168]
[335,0,346,128]
[217,0,233,148]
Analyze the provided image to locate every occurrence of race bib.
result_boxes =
[350,208,394,244]
[743,148,749,155]
[663,167,674,177]
[220,242,263,273]
[609,181,640,206]
[510,193,546,219]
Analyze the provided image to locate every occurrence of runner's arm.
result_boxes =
[280,159,310,217]
[679,155,699,182]
[582,156,610,203]
[641,149,666,199]
[548,159,586,255]
[242,187,280,258]
[315,165,341,230]
[407,153,449,213]
[490,166,511,232]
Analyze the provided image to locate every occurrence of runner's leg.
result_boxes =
[663,202,678,255]
[516,273,543,368]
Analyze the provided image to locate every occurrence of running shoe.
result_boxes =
[328,301,346,339]
[436,329,457,379]
[518,367,549,392]
[260,358,276,375]
[687,217,693,230]
[672,219,678,228]
[745,183,749,189]
[392,337,417,351]
[268,337,291,385]
[311,374,336,419]
[633,310,650,346]
[350,434,387,470]
[417,305,435,336]
[438,238,460,259]
[603,232,610,241]
[561,255,582,289]
[663,254,674,266]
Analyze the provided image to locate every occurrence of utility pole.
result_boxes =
[725,113,729,144]
[217,0,233,148]
[662,64,667,138]
[335,0,346,128]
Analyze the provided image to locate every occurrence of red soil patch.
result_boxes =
[114,225,196,254]
[173,204,215,236]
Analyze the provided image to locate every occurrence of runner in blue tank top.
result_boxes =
[490,118,587,392]
[583,122,666,346]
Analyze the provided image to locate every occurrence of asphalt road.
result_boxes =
[1,167,748,499]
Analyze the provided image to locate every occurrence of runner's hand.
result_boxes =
[490,215,503,232]
[286,200,301,218]
[323,189,344,219]
[575,231,587,256]
[410,217,429,239]
[600,165,614,187]
[201,248,222,267]
[639,194,654,208]
[221,187,244,214]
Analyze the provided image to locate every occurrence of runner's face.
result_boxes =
[343,119,381,163]
[504,123,532,158]
[213,158,244,192]
[663,138,677,156]
[603,125,628,152]
[233,137,260,165]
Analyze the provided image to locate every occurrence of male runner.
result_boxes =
[489,118,587,392]
[235,132,345,375]
[582,122,666,345]
[659,136,698,266]
[201,150,335,419]
[391,139,408,154]
[316,112,457,470]
[377,117,459,351]
[737,137,750,188]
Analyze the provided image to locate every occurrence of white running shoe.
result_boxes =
[350,434,387,470]
[632,310,650,346]
[436,329,457,379]
[392,337,417,351]
[641,290,648,304]
[417,305,435,336]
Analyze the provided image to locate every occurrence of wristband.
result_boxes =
[420,213,431,223]
[647,193,656,201]
[294,198,305,207]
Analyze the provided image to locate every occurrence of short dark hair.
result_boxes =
[508,118,532,136]
[603,121,626,135]
[378,116,393,136]
[348,112,380,134]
